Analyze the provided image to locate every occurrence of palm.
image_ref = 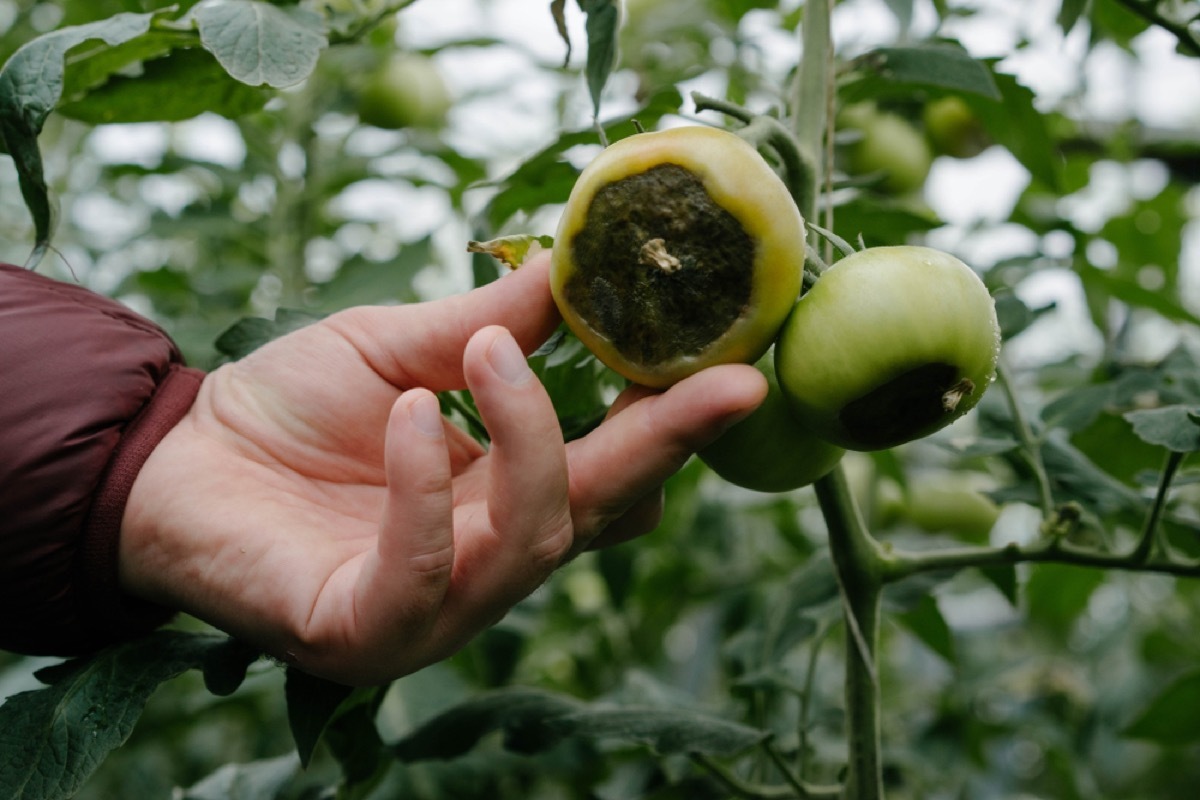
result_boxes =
[120,255,766,685]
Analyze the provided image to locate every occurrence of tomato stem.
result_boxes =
[814,466,887,800]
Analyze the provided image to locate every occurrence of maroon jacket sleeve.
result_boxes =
[0,263,204,655]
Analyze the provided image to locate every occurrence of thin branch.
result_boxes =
[690,753,796,799]
[762,740,843,799]
[883,534,1200,584]
[1129,450,1187,563]
[798,623,834,781]
[691,93,816,218]
[1111,0,1200,57]
[995,358,1055,519]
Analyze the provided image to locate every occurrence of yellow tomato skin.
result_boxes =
[775,246,1000,451]
[699,353,845,493]
[551,126,805,388]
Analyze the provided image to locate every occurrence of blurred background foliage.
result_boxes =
[2,0,1200,798]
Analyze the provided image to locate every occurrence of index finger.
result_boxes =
[330,250,561,392]
[564,363,767,543]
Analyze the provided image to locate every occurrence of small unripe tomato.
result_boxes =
[551,126,805,388]
[906,477,1000,541]
[775,246,1000,451]
[356,53,451,130]
[699,353,845,493]
[878,473,1000,542]
[922,96,989,159]
[840,103,933,194]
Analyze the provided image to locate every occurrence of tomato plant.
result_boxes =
[3,1,1200,799]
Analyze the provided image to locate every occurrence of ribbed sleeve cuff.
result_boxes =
[76,364,206,648]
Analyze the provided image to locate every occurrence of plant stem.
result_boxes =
[1129,449,1186,564]
[790,0,832,228]
[690,753,798,799]
[883,532,1200,583]
[1110,0,1200,57]
[814,466,887,800]
[690,93,815,212]
[995,358,1055,520]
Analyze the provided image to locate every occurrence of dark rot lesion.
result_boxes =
[562,163,755,368]
[838,362,974,450]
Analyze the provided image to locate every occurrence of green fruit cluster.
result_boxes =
[551,126,1002,493]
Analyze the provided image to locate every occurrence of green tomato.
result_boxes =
[841,103,933,194]
[775,246,1001,451]
[882,473,1000,542]
[923,96,989,159]
[356,53,451,130]
[699,353,845,492]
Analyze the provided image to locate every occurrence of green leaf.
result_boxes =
[1124,406,1200,453]
[0,10,161,263]
[546,706,769,757]
[847,42,1001,100]
[175,752,301,800]
[1057,0,1090,35]
[59,30,198,106]
[979,564,1019,606]
[392,687,586,761]
[191,0,327,88]
[1123,669,1200,744]
[58,47,271,123]
[285,668,356,768]
[578,0,621,119]
[1024,564,1106,637]
[897,594,956,664]
[214,308,324,359]
[310,238,430,311]
[0,632,251,800]
[1077,263,1200,327]
[1042,382,1115,433]
[994,291,1056,341]
[321,685,389,787]
[963,69,1061,190]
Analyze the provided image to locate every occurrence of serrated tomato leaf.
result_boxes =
[0,631,253,800]
[1124,406,1200,453]
[546,706,769,757]
[58,47,270,124]
[848,42,1001,100]
[0,10,161,263]
[392,688,587,761]
[191,0,327,88]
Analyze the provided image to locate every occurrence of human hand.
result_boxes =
[119,252,767,685]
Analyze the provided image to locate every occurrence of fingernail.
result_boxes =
[409,393,444,438]
[487,331,532,385]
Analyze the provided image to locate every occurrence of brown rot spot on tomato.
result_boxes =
[550,126,805,388]
[837,363,967,451]
[562,164,755,369]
